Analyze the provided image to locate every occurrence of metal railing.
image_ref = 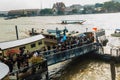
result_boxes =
[9,60,48,80]
[41,43,98,65]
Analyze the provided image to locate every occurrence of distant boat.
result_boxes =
[4,16,18,20]
[111,29,120,37]
[61,20,86,24]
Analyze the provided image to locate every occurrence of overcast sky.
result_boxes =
[0,0,110,11]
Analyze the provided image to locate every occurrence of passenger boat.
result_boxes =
[0,34,44,57]
[27,27,108,46]
[61,20,86,24]
[111,29,120,37]
[0,34,49,80]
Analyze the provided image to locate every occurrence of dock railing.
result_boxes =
[40,42,98,65]
[9,60,48,80]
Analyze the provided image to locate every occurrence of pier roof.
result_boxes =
[0,34,44,50]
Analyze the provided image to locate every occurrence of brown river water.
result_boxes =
[0,13,120,80]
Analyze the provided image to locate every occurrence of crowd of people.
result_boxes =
[43,33,94,54]
[0,49,43,73]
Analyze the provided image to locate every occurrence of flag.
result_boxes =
[93,27,97,31]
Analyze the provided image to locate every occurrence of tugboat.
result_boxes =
[111,29,120,37]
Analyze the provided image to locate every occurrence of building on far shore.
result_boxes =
[52,2,66,15]
[112,0,120,3]
[64,4,83,15]
[64,7,73,15]
[8,9,41,17]
[0,11,8,17]
[70,4,84,14]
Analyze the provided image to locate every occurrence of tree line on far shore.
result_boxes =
[40,1,120,15]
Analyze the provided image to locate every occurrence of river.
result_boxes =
[0,13,120,80]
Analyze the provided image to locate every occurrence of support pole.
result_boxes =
[110,48,116,80]
[15,25,19,40]
[116,49,119,57]
[110,48,112,56]
[86,28,88,32]
[16,71,19,80]
[32,28,34,36]
[110,60,116,80]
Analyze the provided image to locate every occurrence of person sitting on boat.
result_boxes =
[61,21,67,24]
[33,51,38,57]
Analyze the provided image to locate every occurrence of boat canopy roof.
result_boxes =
[115,29,120,31]
[61,20,85,21]
[0,62,9,79]
[0,34,44,50]
[47,29,62,33]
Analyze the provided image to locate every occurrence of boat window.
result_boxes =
[38,41,42,45]
[31,43,36,48]
[0,53,2,57]
[115,29,120,33]
[19,46,26,54]
[19,46,26,50]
